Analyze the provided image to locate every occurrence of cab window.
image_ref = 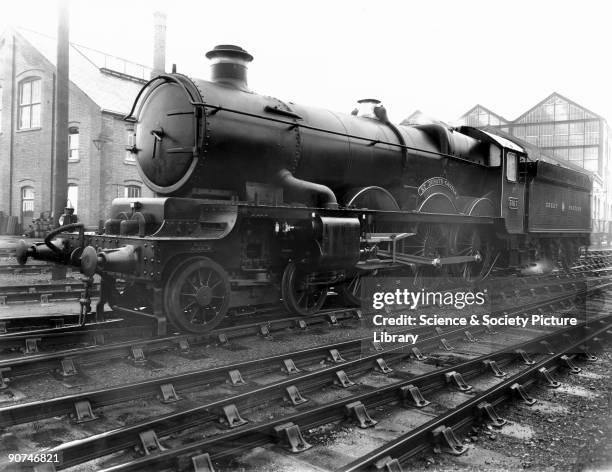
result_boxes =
[506,152,518,182]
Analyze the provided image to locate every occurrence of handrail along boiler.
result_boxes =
[16,45,592,334]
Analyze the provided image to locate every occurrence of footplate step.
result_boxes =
[432,425,468,455]
[345,401,377,428]
[274,422,312,453]
[400,384,430,408]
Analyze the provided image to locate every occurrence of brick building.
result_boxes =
[0,27,154,233]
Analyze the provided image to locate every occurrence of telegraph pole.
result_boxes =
[52,0,69,280]
[52,0,69,228]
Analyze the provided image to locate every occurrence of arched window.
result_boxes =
[67,184,78,215]
[68,126,79,161]
[18,78,42,129]
[124,185,141,198]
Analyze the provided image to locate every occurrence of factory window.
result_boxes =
[542,105,554,122]
[555,102,569,121]
[124,185,141,198]
[585,132,599,145]
[569,105,584,120]
[553,123,569,146]
[584,159,598,172]
[540,124,553,147]
[568,148,583,162]
[67,184,78,215]
[125,129,136,162]
[513,126,526,139]
[18,78,41,130]
[68,127,79,161]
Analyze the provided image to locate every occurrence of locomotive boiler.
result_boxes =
[16,45,592,334]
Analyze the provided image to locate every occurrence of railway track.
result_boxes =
[0,280,608,471]
[0,249,610,471]
[94,320,610,472]
[0,270,601,389]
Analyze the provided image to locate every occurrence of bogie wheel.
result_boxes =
[281,261,327,316]
[163,256,231,333]
[450,226,492,283]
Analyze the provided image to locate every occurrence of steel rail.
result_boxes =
[339,320,612,471]
[42,291,606,470]
[94,315,612,472]
[0,307,360,380]
[0,281,603,429]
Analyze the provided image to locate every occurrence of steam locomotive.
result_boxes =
[16,45,592,334]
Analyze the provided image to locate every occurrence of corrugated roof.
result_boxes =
[14,27,146,115]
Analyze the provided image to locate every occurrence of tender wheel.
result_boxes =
[281,261,327,316]
[401,224,448,289]
[450,226,491,283]
[559,239,579,269]
[164,256,231,333]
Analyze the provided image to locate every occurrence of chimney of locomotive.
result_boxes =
[205,45,253,91]
[151,11,167,78]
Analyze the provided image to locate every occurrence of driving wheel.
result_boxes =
[450,226,491,283]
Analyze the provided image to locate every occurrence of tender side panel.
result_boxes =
[527,181,591,232]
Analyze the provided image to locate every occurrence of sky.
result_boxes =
[1,0,611,124]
